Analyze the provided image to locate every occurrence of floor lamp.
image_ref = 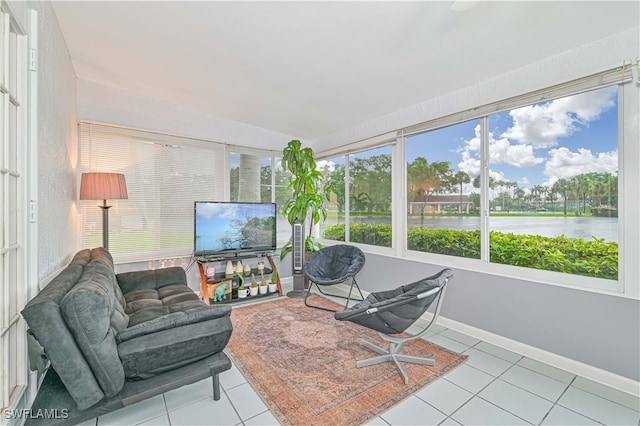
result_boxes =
[80,172,128,250]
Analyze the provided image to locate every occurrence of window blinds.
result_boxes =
[79,122,226,263]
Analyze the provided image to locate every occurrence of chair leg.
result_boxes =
[356,338,435,385]
[212,373,221,401]
[304,282,338,312]
[306,278,365,311]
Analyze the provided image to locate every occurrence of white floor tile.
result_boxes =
[136,413,170,425]
[451,396,529,425]
[97,395,166,426]
[517,357,575,384]
[479,379,554,424]
[168,393,240,426]
[220,363,248,390]
[463,347,514,377]
[474,341,523,363]
[438,417,461,425]
[163,377,213,412]
[415,378,474,415]
[558,386,640,425]
[380,395,447,425]
[541,405,600,425]
[500,364,569,402]
[443,364,495,394]
[244,410,281,425]
[224,382,268,421]
[440,329,482,347]
[426,334,470,353]
[572,376,640,412]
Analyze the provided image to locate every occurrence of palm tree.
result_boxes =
[552,179,572,215]
[452,171,470,213]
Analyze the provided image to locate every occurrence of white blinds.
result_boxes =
[79,122,226,263]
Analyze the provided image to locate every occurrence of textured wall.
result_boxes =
[35,1,79,282]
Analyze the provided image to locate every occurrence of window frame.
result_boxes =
[317,66,638,297]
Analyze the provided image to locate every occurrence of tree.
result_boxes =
[322,163,346,213]
[407,157,453,201]
[452,171,470,213]
[552,179,572,215]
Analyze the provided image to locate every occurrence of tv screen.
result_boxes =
[194,201,277,257]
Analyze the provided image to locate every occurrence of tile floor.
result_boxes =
[80,284,640,426]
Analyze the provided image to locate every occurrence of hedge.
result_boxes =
[322,223,617,280]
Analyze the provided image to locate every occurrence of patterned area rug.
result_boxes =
[225,294,467,426]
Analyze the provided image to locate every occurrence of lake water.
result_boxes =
[320,215,618,243]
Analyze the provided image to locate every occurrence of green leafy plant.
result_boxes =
[251,273,258,288]
[322,223,617,280]
[270,267,278,284]
[280,139,327,260]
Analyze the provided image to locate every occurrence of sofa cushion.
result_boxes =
[21,249,106,410]
[60,258,125,397]
[118,314,233,379]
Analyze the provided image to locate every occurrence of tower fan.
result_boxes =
[287,217,307,297]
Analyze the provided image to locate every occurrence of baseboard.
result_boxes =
[428,313,640,397]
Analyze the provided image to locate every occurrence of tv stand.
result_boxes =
[196,253,283,304]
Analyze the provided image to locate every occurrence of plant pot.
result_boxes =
[268,283,277,293]
[259,285,268,295]
[238,289,248,298]
[249,286,259,296]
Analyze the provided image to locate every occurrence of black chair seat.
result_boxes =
[303,244,366,311]
[335,268,454,384]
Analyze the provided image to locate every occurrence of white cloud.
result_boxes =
[489,137,544,168]
[544,147,618,179]
[501,86,616,148]
[458,124,543,175]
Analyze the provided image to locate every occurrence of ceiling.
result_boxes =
[52,1,639,141]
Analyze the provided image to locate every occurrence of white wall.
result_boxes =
[77,80,296,150]
[34,0,79,282]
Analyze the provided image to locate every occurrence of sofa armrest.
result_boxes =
[116,304,231,344]
[116,267,187,294]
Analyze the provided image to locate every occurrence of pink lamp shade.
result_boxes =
[80,173,128,201]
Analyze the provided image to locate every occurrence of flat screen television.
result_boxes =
[194,201,277,257]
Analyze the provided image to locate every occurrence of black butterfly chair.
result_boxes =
[335,268,453,384]
[304,244,366,312]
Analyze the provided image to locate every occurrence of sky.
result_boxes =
[407,85,618,193]
[195,202,276,251]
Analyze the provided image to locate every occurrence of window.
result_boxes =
[320,67,633,293]
[0,7,27,413]
[486,86,618,280]
[229,150,290,248]
[320,146,393,248]
[79,123,226,262]
[406,120,481,259]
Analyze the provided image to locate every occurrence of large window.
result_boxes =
[320,146,393,248]
[485,86,618,279]
[319,67,634,293]
[0,7,27,414]
[79,123,225,262]
[406,120,481,259]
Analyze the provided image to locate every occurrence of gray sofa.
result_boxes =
[22,248,233,425]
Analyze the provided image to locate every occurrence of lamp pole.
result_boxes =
[99,199,112,250]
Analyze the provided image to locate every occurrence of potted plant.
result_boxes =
[280,139,327,260]
[249,273,259,296]
[258,273,268,295]
[237,274,247,298]
[268,268,278,293]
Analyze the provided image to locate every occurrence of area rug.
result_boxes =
[225,294,467,426]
